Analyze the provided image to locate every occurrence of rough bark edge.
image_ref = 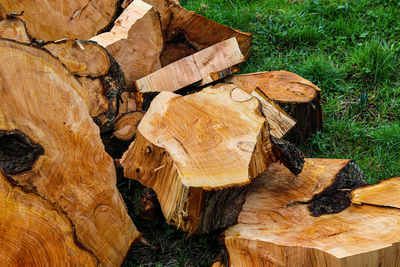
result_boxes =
[308,160,366,216]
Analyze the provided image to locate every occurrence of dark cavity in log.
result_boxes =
[0,130,44,175]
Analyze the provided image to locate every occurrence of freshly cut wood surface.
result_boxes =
[224,159,400,267]
[352,177,400,208]
[251,88,296,139]
[0,16,30,43]
[166,2,252,59]
[227,71,322,142]
[114,112,145,140]
[91,0,163,91]
[121,84,276,233]
[0,39,139,266]
[43,40,126,132]
[0,0,119,41]
[44,41,111,77]
[135,37,244,93]
[0,173,98,266]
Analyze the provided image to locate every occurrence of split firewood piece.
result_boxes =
[0,0,119,41]
[121,84,276,233]
[0,39,139,266]
[0,16,31,43]
[224,159,400,266]
[0,172,98,266]
[352,177,400,208]
[165,1,252,60]
[226,70,322,143]
[91,0,163,91]
[135,37,244,94]
[231,86,296,139]
[114,112,145,140]
[43,40,126,132]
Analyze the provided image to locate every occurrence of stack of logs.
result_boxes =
[0,0,399,266]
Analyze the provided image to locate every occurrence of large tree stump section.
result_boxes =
[0,39,140,266]
[0,173,98,266]
[135,37,244,94]
[352,177,400,208]
[121,84,276,233]
[0,16,31,43]
[0,0,120,41]
[226,70,322,143]
[43,40,126,132]
[224,159,400,267]
[91,0,163,91]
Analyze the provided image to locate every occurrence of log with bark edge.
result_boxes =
[352,177,400,208]
[43,40,126,132]
[0,0,120,41]
[142,0,252,65]
[230,86,297,139]
[226,70,322,143]
[0,15,31,43]
[0,39,140,266]
[121,84,277,233]
[135,37,244,95]
[224,159,400,267]
[91,0,164,91]
[0,172,98,266]
[114,111,145,140]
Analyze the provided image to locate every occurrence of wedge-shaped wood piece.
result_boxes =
[241,87,296,139]
[0,39,139,266]
[0,173,98,266]
[43,40,126,132]
[0,16,31,43]
[227,70,322,143]
[91,0,163,91]
[165,1,252,60]
[0,0,119,41]
[135,37,244,93]
[224,159,400,267]
[121,84,276,233]
[352,177,400,208]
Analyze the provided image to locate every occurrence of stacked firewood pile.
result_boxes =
[0,0,399,266]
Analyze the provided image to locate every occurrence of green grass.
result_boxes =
[124,0,400,265]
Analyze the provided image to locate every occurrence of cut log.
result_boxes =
[91,0,163,91]
[226,71,322,143]
[0,172,98,266]
[165,1,252,60]
[43,40,126,132]
[352,177,400,208]
[0,39,139,266]
[114,112,145,140]
[230,86,296,139]
[0,0,119,41]
[224,159,400,266]
[0,16,31,43]
[135,37,244,94]
[121,84,276,233]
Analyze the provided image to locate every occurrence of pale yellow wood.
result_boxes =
[135,37,245,93]
[352,177,400,208]
[114,112,144,140]
[91,0,163,90]
[225,159,400,267]
[121,84,276,233]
